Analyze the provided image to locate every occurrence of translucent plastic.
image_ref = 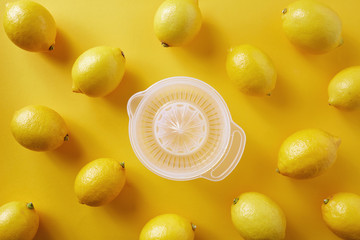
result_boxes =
[154,102,208,156]
[127,76,246,181]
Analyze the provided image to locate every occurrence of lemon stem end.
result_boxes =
[49,45,54,51]
[64,134,69,141]
[233,197,239,205]
[161,42,169,47]
[120,162,125,168]
[324,199,329,204]
[282,8,287,14]
[276,168,280,173]
[27,202,34,209]
[191,223,197,231]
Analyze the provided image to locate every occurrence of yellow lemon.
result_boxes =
[72,46,126,97]
[281,0,342,54]
[277,129,341,179]
[226,44,277,96]
[154,0,202,47]
[0,202,39,240]
[74,158,126,207]
[322,192,360,240]
[3,0,56,52]
[139,214,195,240]
[231,192,286,240]
[11,105,68,151]
[328,66,360,110]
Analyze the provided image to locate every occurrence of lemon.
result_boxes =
[72,46,126,97]
[277,129,341,179]
[139,214,195,240]
[3,0,56,52]
[74,158,126,207]
[11,105,68,151]
[328,66,360,110]
[226,44,277,96]
[281,0,342,54]
[322,192,360,240]
[154,0,202,47]
[231,192,286,240]
[0,202,39,240]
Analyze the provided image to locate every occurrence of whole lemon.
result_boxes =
[277,129,341,179]
[72,46,126,97]
[226,44,277,96]
[74,158,126,207]
[322,192,360,240]
[328,66,360,110]
[11,105,68,151]
[139,214,195,240]
[154,0,202,47]
[281,0,342,54]
[3,0,56,52]
[0,202,39,240]
[231,192,286,240]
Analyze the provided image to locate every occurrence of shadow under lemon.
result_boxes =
[334,107,360,132]
[34,211,63,240]
[180,21,219,58]
[239,73,294,110]
[190,223,218,240]
[41,28,77,66]
[295,32,360,79]
[45,120,84,168]
[104,180,139,218]
[103,68,143,108]
[284,217,310,240]
[168,20,229,64]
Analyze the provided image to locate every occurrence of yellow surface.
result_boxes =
[1,0,360,239]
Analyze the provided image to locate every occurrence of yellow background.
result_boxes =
[1,0,360,239]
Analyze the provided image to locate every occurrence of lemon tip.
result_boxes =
[72,86,82,93]
[338,37,344,47]
[334,136,341,147]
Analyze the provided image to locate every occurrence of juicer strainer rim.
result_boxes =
[128,76,232,180]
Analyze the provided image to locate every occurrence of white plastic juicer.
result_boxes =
[127,76,246,181]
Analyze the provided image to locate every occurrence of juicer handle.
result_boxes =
[201,121,246,181]
[127,91,146,119]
